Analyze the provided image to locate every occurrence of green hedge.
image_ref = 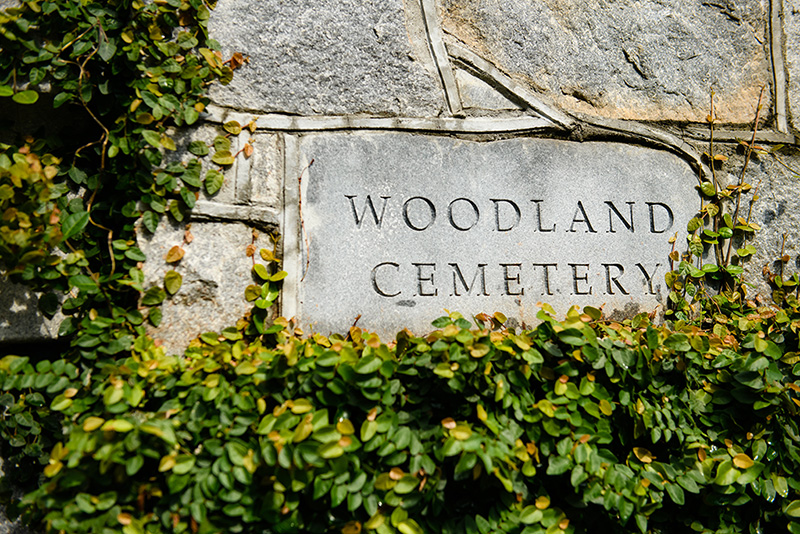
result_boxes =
[2,303,800,534]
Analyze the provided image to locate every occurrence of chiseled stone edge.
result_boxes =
[418,0,463,115]
[772,0,789,133]
[445,38,576,130]
[191,200,280,230]
[281,135,303,322]
[681,126,796,144]
[204,105,555,133]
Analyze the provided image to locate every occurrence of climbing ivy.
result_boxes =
[0,0,244,325]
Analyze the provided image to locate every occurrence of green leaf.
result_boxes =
[142,130,162,148]
[53,92,72,108]
[223,121,242,135]
[666,483,685,505]
[319,442,344,459]
[102,419,134,432]
[50,395,72,411]
[69,275,98,293]
[12,90,38,104]
[180,187,196,208]
[62,211,90,240]
[188,141,209,156]
[786,501,800,518]
[0,85,12,97]
[205,169,224,195]
[164,270,182,295]
[664,334,691,352]
[98,40,117,61]
[700,181,716,196]
[253,263,270,281]
[142,287,166,306]
[212,150,235,166]
[519,505,543,525]
[184,107,200,125]
[713,460,740,486]
[354,355,382,374]
[270,271,287,282]
[140,421,177,445]
[394,475,418,494]
[687,217,702,232]
[546,456,570,475]
[142,211,159,233]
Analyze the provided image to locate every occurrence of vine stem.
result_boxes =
[724,86,764,266]
[709,90,725,270]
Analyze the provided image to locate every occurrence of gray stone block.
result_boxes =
[0,280,60,342]
[284,133,700,337]
[208,0,445,116]
[455,68,524,111]
[442,0,771,123]
[138,220,274,355]
[737,149,800,301]
[238,133,283,209]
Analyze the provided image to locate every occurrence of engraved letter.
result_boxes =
[449,263,489,296]
[448,198,480,231]
[646,202,674,233]
[491,199,521,232]
[569,263,592,295]
[412,263,437,296]
[532,263,558,296]
[345,195,390,228]
[636,263,661,295]
[602,263,629,295]
[531,200,556,232]
[403,197,436,231]
[568,201,597,233]
[605,201,635,233]
[371,262,400,297]
[500,263,524,296]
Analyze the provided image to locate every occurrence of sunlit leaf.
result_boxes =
[164,270,182,295]
[165,246,185,263]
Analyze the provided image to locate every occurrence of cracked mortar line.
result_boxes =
[418,0,463,116]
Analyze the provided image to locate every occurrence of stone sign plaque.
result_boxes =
[284,133,698,336]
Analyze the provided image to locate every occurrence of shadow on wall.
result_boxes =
[0,281,60,342]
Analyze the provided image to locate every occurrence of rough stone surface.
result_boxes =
[455,68,523,111]
[208,0,445,116]
[738,149,800,301]
[138,220,273,355]
[0,281,60,342]
[286,133,699,337]
[239,133,283,209]
[786,0,800,130]
[442,0,771,123]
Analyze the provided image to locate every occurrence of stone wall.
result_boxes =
[5,0,800,352]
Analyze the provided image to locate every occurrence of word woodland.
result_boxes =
[346,195,675,234]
